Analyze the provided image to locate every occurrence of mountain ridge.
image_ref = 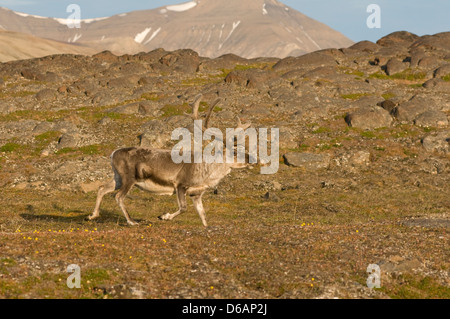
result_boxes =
[0,0,353,59]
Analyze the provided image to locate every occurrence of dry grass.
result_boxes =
[0,167,448,299]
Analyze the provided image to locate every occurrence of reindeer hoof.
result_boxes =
[127,220,139,226]
[87,214,99,221]
[158,213,171,221]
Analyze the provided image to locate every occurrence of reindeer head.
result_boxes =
[186,94,255,169]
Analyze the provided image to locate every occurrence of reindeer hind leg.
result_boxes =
[115,179,138,226]
[89,179,116,221]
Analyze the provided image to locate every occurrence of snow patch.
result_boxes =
[14,11,47,19]
[166,1,197,12]
[134,27,152,44]
[118,13,127,17]
[144,27,161,45]
[219,21,241,50]
[68,33,82,43]
[160,9,167,14]
[82,17,108,24]
[262,4,268,15]
[54,16,108,25]
[300,27,321,50]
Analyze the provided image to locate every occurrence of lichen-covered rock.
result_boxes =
[345,106,393,129]
[283,152,331,170]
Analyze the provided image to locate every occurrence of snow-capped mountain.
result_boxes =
[0,0,353,58]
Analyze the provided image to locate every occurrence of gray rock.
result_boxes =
[418,56,440,69]
[345,106,393,129]
[107,76,138,89]
[393,97,432,123]
[57,133,80,149]
[273,52,337,72]
[263,192,280,202]
[385,58,407,76]
[421,132,449,153]
[349,151,371,166]
[423,78,450,92]
[377,100,396,113]
[433,64,450,78]
[35,89,56,102]
[414,110,448,127]
[283,152,331,170]
[377,31,419,48]
[225,68,278,89]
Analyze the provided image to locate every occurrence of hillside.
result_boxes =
[0,31,448,299]
[0,30,96,62]
[0,0,353,58]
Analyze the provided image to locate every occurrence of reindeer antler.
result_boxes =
[186,94,222,131]
[204,98,221,129]
[186,93,203,120]
[236,116,252,131]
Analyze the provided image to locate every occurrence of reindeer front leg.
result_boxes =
[191,192,207,227]
[159,185,187,221]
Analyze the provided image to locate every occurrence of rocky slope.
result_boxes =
[0,31,448,299]
[0,0,353,58]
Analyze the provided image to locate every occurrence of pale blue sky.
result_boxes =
[0,0,448,42]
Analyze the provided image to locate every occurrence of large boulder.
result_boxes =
[376,31,419,47]
[434,64,450,78]
[414,110,448,128]
[410,32,450,52]
[423,78,450,92]
[157,49,201,74]
[392,96,432,123]
[35,89,56,102]
[273,52,337,72]
[421,131,449,153]
[283,152,331,170]
[385,58,407,76]
[225,68,278,89]
[345,106,393,130]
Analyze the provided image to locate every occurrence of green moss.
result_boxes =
[56,144,104,156]
[442,74,450,82]
[35,131,61,143]
[83,268,112,288]
[382,274,450,299]
[161,103,190,117]
[340,93,370,100]
[369,72,390,80]
[381,92,396,100]
[339,67,365,77]
[312,127,331,134]
[360,131,376,139]
[56,147,77,155]
[79,145,102,155]
[0,142,22,152]
[141,92,160,101]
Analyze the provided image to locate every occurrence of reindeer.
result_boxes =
[89,94,252,226]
